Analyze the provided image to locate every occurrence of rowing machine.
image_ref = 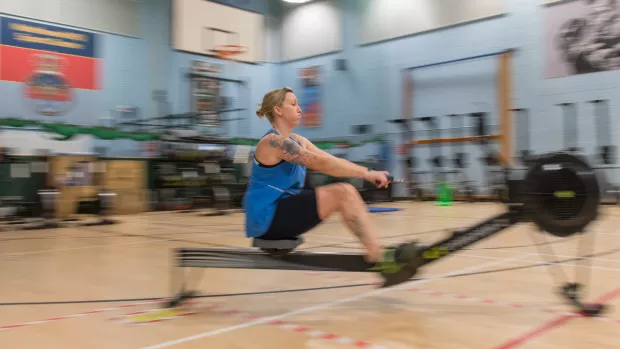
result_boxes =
[167,151,605,316]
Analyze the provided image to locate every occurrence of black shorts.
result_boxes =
[260,189,322,240]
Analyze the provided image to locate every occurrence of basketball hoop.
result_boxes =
[211,45,247,60]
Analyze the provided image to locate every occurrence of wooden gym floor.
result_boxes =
[1,202,620,349]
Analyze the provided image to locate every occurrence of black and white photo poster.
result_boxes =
[545,0,620,78]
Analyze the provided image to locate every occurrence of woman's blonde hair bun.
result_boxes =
[256,87,294,123]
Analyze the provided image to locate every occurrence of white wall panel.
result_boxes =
[280,0,342,62]
[0,0,139,36]
[358,0,507,45]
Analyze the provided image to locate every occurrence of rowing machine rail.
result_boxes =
[167,208,524,307]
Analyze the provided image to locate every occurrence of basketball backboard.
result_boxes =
[172,0,263,63]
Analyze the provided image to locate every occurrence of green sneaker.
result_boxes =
[368,247,406,273]
[368,242,423,288]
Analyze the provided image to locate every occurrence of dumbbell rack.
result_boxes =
[588,99,620,204]
[415,116,446,198]
[388,118,427,201]
[468,112,505,199]
[558,102,581,153]
[445,114,475,201]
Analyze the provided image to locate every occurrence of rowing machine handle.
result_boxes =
[375,175,394,185]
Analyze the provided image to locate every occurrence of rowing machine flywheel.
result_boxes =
[521,152,600,237]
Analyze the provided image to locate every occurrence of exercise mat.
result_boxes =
[368,207,402,213]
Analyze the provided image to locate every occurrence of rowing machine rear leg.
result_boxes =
[561,283,607,317]
[167,267,204,308]
[167,248,206,308]
[167,290,197,308]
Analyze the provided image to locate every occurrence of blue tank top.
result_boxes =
[243,129,307,237]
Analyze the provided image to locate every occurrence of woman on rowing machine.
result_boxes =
[243,87,420,286]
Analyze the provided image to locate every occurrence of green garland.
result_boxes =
[0,118,386,149]
[228,135,386,149]
[0,118,158,141]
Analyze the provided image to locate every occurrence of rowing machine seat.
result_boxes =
[252,237,304,255]
[253,236,304,249]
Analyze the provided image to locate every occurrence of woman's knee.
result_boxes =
[327,182,362,204]
[338,182,361,199]
[315,182,361,218]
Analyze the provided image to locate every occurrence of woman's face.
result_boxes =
[275,92,302,127]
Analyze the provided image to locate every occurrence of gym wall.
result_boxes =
[278,0,508,186]
[167,0,282,139]
[167,50,280,139]
[0,0,150,156]
[1,0,619,186]
[278,0,620,193]
[0,0,282,153]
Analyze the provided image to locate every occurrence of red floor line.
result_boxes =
[492,287,620,349]
[492,316,574,349]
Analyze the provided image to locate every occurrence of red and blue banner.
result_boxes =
[299,65,322,128]
[0,16,100,116]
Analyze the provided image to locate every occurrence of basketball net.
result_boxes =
[212,44,247,61]
[212,45,247,76]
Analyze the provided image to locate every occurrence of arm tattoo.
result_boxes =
[268,136,315,167]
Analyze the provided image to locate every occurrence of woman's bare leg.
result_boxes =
[314,182,382,262]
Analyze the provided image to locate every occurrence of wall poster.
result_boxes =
[0,16,100,116]
[545,0,620,78]
[299,65,322,127]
